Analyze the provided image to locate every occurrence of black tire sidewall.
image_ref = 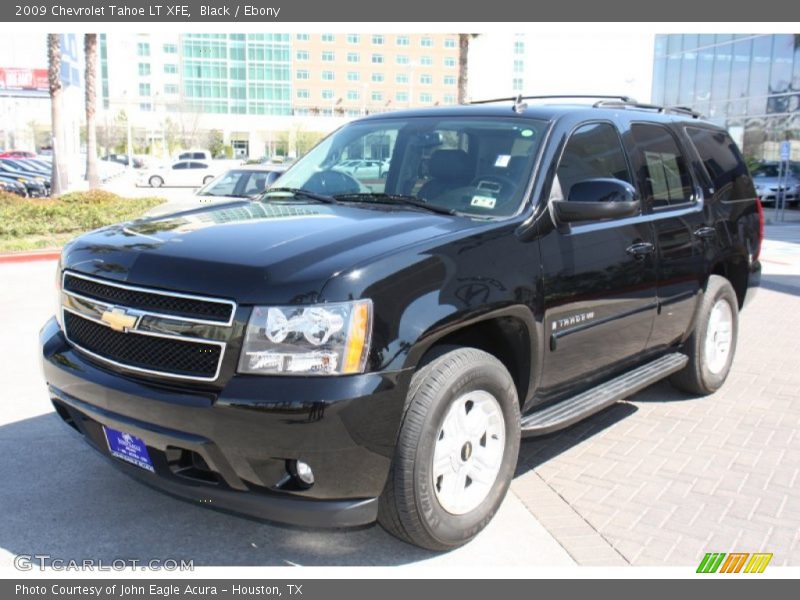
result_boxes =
[411,356,520,547]
[695,278,739,392]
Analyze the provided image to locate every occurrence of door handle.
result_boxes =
[626,242,655,258]
[693,226,717,239]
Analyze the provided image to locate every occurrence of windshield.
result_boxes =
[197,169,282,197]
[276,116,548,217]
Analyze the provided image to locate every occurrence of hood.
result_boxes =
[61,200,471,304]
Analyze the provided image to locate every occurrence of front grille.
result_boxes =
[63,274,233,323]
[64,312,222,379]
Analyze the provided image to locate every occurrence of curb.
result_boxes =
[0,249,60,264]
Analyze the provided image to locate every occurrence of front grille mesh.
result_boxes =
[64,312,221,378]
[63,274,233,323]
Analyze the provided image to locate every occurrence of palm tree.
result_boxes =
[84,34,99,188]
[47,33,65,195]
[457,34,479,104]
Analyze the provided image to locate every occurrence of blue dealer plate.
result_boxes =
[103,426,155,473]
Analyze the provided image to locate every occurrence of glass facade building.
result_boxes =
[652,34,800,160]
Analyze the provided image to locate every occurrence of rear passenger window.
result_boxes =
[631,123,694,207]
[552,122,632,201]
[685,127,755,201]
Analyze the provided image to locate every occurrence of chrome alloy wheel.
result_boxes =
[704,298,733,375]
[432,390,506,515]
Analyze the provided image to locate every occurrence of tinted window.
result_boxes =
[686,127,755,201]
[631,123,693,207]
[552,122,632,201]
[190,162,208,169]
[192,152,206,159]
[172,162,188,170]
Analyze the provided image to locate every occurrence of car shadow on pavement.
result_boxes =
[760,275,800,297]
[0,413,436,566]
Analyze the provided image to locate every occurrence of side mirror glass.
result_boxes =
[552,178,639,224]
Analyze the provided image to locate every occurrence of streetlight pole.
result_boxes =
[122,90,133,171]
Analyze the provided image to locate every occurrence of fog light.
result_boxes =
[287,459,314,487]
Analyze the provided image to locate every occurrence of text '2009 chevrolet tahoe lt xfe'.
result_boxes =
[40,96,762,551]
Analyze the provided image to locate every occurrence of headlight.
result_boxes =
[238,300,372,376]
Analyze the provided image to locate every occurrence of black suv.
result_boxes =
[40,97,762,551]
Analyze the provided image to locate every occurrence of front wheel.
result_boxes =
[148,176,164,188]
[378,347,520,550]
[670,275,739,395]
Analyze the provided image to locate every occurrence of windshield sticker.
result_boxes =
[494,155,511,168]
[521,129,534,138]
[471,195,497,209]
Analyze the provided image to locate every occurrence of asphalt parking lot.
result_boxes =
[0,212,798,568]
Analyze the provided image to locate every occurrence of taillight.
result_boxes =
[754,196,764,262]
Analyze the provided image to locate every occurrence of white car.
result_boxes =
[138,160,223,188]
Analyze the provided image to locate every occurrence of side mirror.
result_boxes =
[552,178,639,224]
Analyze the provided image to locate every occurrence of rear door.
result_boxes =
[538,120,658,394]
[627,122,707,351]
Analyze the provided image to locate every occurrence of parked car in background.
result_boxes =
[335,158,390,180]
[101,154,145,169]
[137,159,224,188]
[0,150,37,159]
[1,158,50,176]
[0,160,50,195]
[751,161,800,206]
[0,171,47,197]
[175,149,213,161]
[196,164,288,200]
[0,175,27,196]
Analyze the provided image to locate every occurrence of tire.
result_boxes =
[378,347,521,551]
[149,176,164,188]
[670,275,739,395]
[203,175,215,184]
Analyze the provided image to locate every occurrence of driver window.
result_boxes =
[332,128,397,193]
[552,122,632,201]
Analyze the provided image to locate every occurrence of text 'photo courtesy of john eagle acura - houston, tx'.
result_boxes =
[41,95,761,550]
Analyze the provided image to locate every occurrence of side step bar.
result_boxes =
[521,352,688,437]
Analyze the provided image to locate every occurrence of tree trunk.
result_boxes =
[84,34,99,188]
[47,33,65,196]
[457,34,470,105]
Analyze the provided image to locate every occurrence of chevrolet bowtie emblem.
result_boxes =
[100,307,139,332]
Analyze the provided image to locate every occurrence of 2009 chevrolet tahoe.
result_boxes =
[40,96,761,550]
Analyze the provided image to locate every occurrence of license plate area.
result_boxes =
[102,425,155,473]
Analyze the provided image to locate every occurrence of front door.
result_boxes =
[538,120,658,395]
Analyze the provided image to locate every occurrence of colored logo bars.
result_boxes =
[696,552,773,573]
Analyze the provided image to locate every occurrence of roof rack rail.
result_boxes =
[470,94,637,105]
[593,99,704,119]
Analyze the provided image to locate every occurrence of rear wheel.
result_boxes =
[378,347,520,550]
[148,176,164,188]
[670,275,739,395]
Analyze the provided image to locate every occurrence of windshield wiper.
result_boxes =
[333,193,458,216]
[263,187,338,204]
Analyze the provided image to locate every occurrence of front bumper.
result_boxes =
[40,317,411,528]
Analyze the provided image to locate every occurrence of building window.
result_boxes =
[347,71,360,82]
[512,77,524,91]
[396,35,409,46]
[421,37,433,47]
[296,89,310,99]
[347,90,360,101]
[396,91,409,102]
[420,74,433,85]
[163,43,177,54]
[296,50,309,61]
[513,59,524,74]
[372,54,384,64]
[420,56,433,66]
[396,55,409,65]
[514,40,525,55]
[296,70,310,80]
[321,70,335,81]
[321,89,334,100]
[347,34,360,44]
[162,63,178,75]
[139,102,152,111]
[347,52,360,63]
[321,33,335,43]
[296,33,310,41]
[396,73,409,84]
[138,63,151,76]
[322,51,335,62]
[372,72,384,83]
[420,92,433,103]
[163,84,179,95]
[371,91,383,102]
[138,83,151,96]
[443,94,456,104]
[444,75,456,86]
[444,38,456,48]
[137,42,150,57]
[444,57,456,68]
[372,35,384,45]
